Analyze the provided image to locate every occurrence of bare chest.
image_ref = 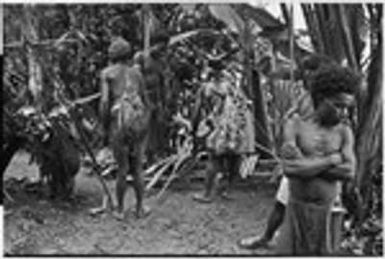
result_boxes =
[297,123,343,157]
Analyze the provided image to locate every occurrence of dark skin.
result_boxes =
[136,44,171,160]
[282,94,356,206]
[192,73,241,202]
[95,58,151,219]
[238,56,343,250]
[238,93,355,249]
[270,94,356,255]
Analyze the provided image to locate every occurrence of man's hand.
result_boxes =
[280,143,303,159]
[329,152,343,165]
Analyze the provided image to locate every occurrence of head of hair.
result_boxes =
[108,37,132,63]
[300,54,337,72]
[309,65,360,107]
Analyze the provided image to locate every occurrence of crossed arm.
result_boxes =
[280,117,355,181]
[319,126,356,181]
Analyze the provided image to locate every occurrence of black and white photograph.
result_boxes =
[2,2,383,256]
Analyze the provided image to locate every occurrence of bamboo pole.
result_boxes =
[337,4,359,70]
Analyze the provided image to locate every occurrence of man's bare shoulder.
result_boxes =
[337,123,354,140]
[101,64,119,77]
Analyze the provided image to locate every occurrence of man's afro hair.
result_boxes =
[299,54,337,72]
[309,65,361,97]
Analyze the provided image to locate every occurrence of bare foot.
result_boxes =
[89,207,106,216]
[238,235,270,249]
[135,206,151,219]
[193,193,213,203]
[112,210,125,221]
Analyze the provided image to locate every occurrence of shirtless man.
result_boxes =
[238,54,338,250]
[98,37,151,219]
[133,31,170,161]
[275,65,358,255]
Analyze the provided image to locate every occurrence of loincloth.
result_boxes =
[108,96,150,165]
[275,198,333,256]
[111,94,149,135]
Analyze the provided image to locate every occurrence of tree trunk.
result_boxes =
[351,5,382,224]
[355,30,382,192]
[314,4,328,55]
[301,4,323,53]
[252,69,273,158]
[337,4,359,70]
[240,14,273,158]
[23,5,43,110]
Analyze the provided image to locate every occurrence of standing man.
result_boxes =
[275,65,358,255]
[99,37,151,219]
[134,31,171,161]
[238,54,338,249]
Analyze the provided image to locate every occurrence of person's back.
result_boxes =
[98,37,151,219]
[102,62,150,139]
[102,63,143,102]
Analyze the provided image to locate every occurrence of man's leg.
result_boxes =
[130,153,151,218]
[239,201,286,249]
[132,133,151,218]
[262,201,286,241]
[220,153,240,200]
[194,153,220,203]
[112,139,130,220]
[114,158,129,220]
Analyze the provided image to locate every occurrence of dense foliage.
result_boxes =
[3,3,382,256]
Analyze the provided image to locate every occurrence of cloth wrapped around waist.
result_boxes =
[111,94,148,134]
[275,198,333,256]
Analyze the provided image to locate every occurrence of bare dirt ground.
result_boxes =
[4,151,277,255]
